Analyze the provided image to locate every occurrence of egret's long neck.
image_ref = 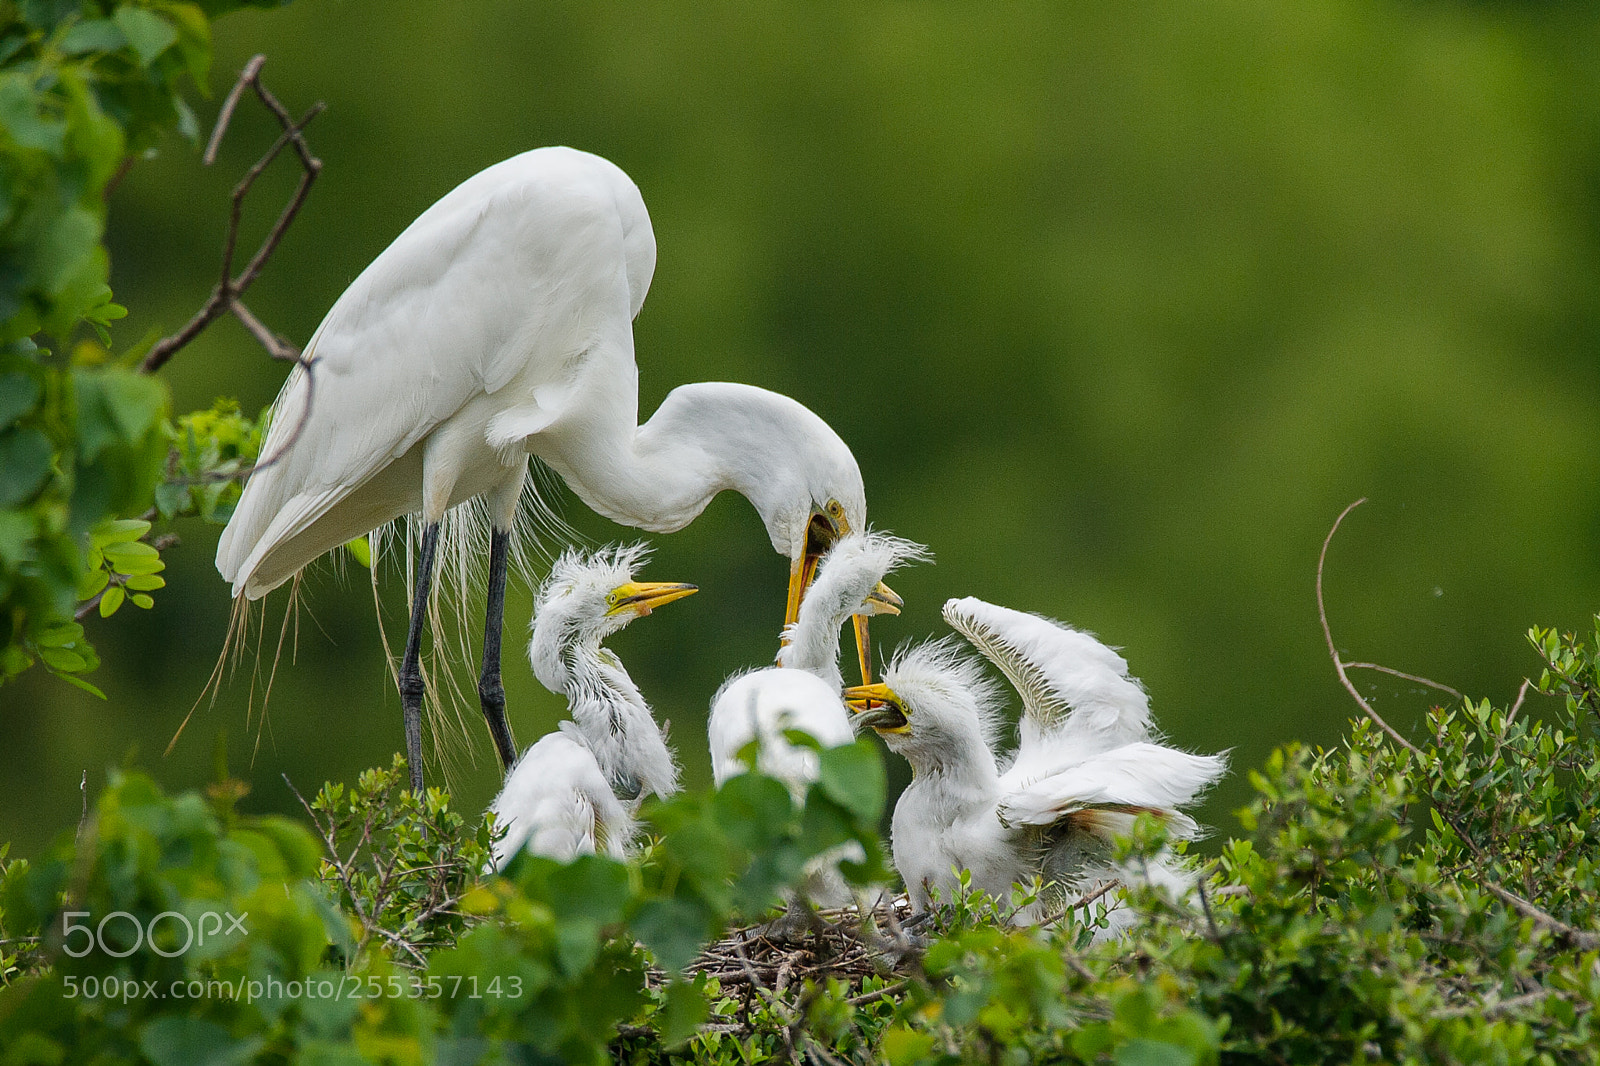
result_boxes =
[776,594,847,691]
[527,382,833,558]
[903,719,1001,797]
[563,642,679,801]
[528,382,737,536]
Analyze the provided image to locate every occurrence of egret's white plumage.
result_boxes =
[487,544,690,870]
[212,146,868,790]
[710,531,922,793]
[850,599,1226,932]
[708,669,855,799]
[489,728,633,866]
[708,531,923,912]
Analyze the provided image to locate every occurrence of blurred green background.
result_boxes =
[5,0,1600,859]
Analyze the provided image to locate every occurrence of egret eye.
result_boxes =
[826,500,844,520]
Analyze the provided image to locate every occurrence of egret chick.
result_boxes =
[710,531,922,794]
[708,532,922,916]
[489,545,693,869]
[848,599,1226,931]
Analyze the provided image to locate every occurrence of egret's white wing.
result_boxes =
[998,742,1227,840]
[218,147,654,597]
[708,668,854,800]
[943,597,1150,763]
[488,729,634,868]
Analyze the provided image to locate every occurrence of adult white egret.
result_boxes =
[707,531,921,914]
[846,598,1226,930]
[214,146,870,792]
[488,544,692,868]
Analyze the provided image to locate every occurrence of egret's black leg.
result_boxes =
[399,521,441,794]
[479,528,518,771]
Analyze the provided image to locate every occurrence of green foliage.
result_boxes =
[4,625,1600,1062]
[156,397,264,523]
[0,4,277,694]
[302,755,494,968]
[0,743,890,1063]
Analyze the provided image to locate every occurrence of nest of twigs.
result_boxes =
[628,894,925,1043]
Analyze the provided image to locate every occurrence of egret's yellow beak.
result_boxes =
[605,581,698,617]
[843,682,911,734]
[852,580,901,684]
[783,510,847,630]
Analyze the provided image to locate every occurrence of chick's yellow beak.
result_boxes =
[843,682,911,734]
[605,581,698,617]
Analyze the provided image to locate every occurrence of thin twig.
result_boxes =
[1506,678,1531,723]
[74,771,88,842]
[1195,874,1221,942]
[1482,881,1600,950]
[1343,662,1464,702]
[142,55,323,374]
[1316,498,1425,757]
[1039,878,1122,928]
[844,979,907,1006]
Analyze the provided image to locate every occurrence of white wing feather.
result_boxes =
[708,668,854,800]
[218,147,655,598]
[998,742,1228,840]
[943,597,1151,767]
[488,728,634,868]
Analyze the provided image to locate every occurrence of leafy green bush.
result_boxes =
[0,1,280,693]
[2,621,1597,1064]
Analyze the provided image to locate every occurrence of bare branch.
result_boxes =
[204,54,265,165]
[1482,881,1600,951]
[141,56,323,375]
[1507,678,1531,723]
[1316,498,1425,757]
[1344,662,1464,703]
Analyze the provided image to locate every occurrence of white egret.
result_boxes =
[847,598,1226,931]
[488,544,692,868]
[708,531,922,914]
[709,531,921,794]
[215,146,870,793]
[488,733,634,865]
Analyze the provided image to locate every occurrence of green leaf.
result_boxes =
[103,540,158,563]
[113,6,179,65]
[99,585,124,616]
[0,372,41,429]
[0,73,66,155]
[123,574,166,591]
[656,978,709,1048]
[36,622,83,648]
[58,19,128,54]
[0,508,33,567]
[99,369,168,441]
[630,896,715,972]
[816,740,886,821]
[96,518,152,544]
[546,855,632,925]
[882,1027,938,1066]
[0,428,53,507]
[38,644,86,671]
[55,671,107,699]
[345,536,372,568]
[1114,1039,1197,1066]
[130,592,153,609]
[139,1016,261,1066]
[76,568,110,599]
